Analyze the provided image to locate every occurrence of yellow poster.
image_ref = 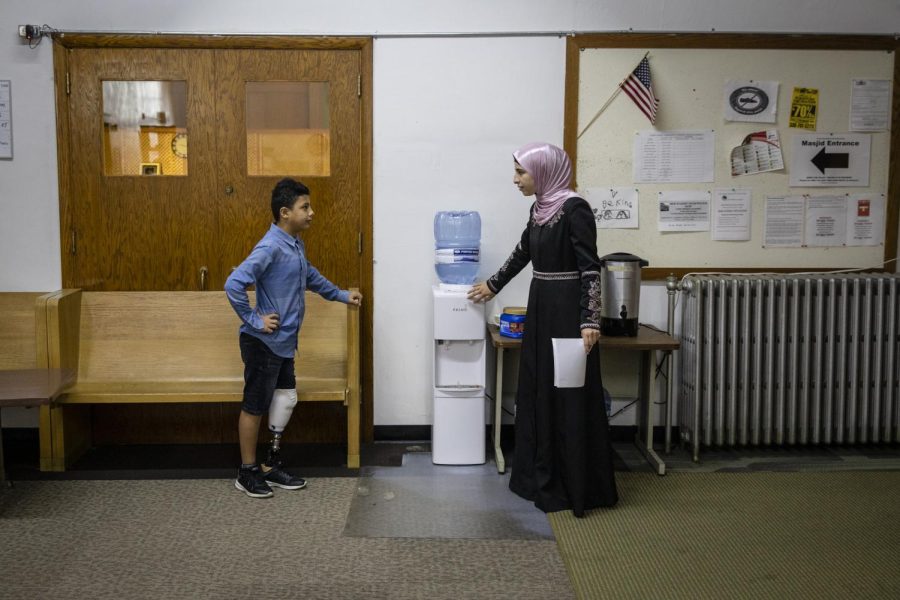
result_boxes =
[789,87,818,130]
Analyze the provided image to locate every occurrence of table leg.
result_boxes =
[635,349,666,476]
[493,347,505,474]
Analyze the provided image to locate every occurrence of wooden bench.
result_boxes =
[0,292,58,370]
[0,292,59,478]
[41,289,360,471]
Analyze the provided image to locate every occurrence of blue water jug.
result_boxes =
[434,211,481,285]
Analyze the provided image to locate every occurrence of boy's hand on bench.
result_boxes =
[260,313,280,333]
[348,291,363,306]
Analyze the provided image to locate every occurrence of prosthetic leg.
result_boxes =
[265,388,298,467]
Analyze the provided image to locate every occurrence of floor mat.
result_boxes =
[343,452,554,540]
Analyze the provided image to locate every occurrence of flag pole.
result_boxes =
[577,51,650,140]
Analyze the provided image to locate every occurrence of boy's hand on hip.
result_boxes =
[261,313,280,333]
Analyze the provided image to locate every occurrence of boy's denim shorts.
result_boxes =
[239,333,296,416]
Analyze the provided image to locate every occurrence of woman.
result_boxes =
[468,142,618,517]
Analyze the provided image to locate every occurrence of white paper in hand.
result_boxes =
[551,338,587,388]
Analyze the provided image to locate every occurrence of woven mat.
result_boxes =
[550,471,900,600]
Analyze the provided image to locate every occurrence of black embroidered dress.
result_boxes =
[487,196,618,516]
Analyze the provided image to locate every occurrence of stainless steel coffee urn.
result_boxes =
[599,252,648,336]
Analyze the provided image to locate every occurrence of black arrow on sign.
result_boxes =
[811,147,849,174]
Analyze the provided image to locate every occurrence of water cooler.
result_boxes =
[432,284,486,465]
[432,211,486,465]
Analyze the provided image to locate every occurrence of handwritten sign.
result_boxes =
[581,187,639,229]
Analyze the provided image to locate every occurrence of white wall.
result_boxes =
[373,36,563,424]
[1,0,898,428]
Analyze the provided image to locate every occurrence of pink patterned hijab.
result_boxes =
[513,142,578,226]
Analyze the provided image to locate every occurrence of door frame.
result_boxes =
[52,34,375,442]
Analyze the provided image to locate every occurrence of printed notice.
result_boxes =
[789,87,818,130]
[846,193,885,246]
[789,133,871,187]
[730,130,784,176]
[658,190,711,232]
[805,195,847,247]
[723,80,779,123]
[712,188,751,241]
[581,187,639,229]
[850,79,891,132]
[634,130,715,183]
[764,196,804,247]
[0,80,11,160]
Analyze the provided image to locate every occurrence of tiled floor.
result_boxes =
[339,438,900,542]
[624,440,900,473]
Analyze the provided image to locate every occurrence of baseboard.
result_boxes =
[9,424,679,446]
[0,426,39,442]
[374,425,432,442]
[611,426,680,443]
[374,424,679,444]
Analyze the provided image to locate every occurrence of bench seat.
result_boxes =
[60,378,348,403]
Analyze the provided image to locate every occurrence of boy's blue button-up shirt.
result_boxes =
[225,224,349,358]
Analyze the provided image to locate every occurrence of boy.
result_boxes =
[225,178,363,498]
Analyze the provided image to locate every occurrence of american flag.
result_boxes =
[620,57,659,124]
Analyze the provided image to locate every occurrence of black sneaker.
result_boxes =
[263,466,308,490]
[235,466,274,498]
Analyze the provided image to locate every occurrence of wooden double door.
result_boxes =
[54,36,372,445]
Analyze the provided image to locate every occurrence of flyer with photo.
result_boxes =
[730,130,784,176]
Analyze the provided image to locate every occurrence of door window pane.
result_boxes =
[246,82,330,177]
[102,81,188,176]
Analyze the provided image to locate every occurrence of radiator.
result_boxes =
[679,273,900,460]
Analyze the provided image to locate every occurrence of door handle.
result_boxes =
[200,266,209,290]
[224,185,234,195]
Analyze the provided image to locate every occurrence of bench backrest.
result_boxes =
[0,292,51,370]
[53,291,349,383]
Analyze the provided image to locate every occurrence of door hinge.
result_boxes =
[358,232,363,255]
[70,229,77,255]
[65,71,70,96]
[357,74,361,98]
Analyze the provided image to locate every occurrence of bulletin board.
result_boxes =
[563,34,900,280]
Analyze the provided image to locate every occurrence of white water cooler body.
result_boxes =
[432,284,486,465]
